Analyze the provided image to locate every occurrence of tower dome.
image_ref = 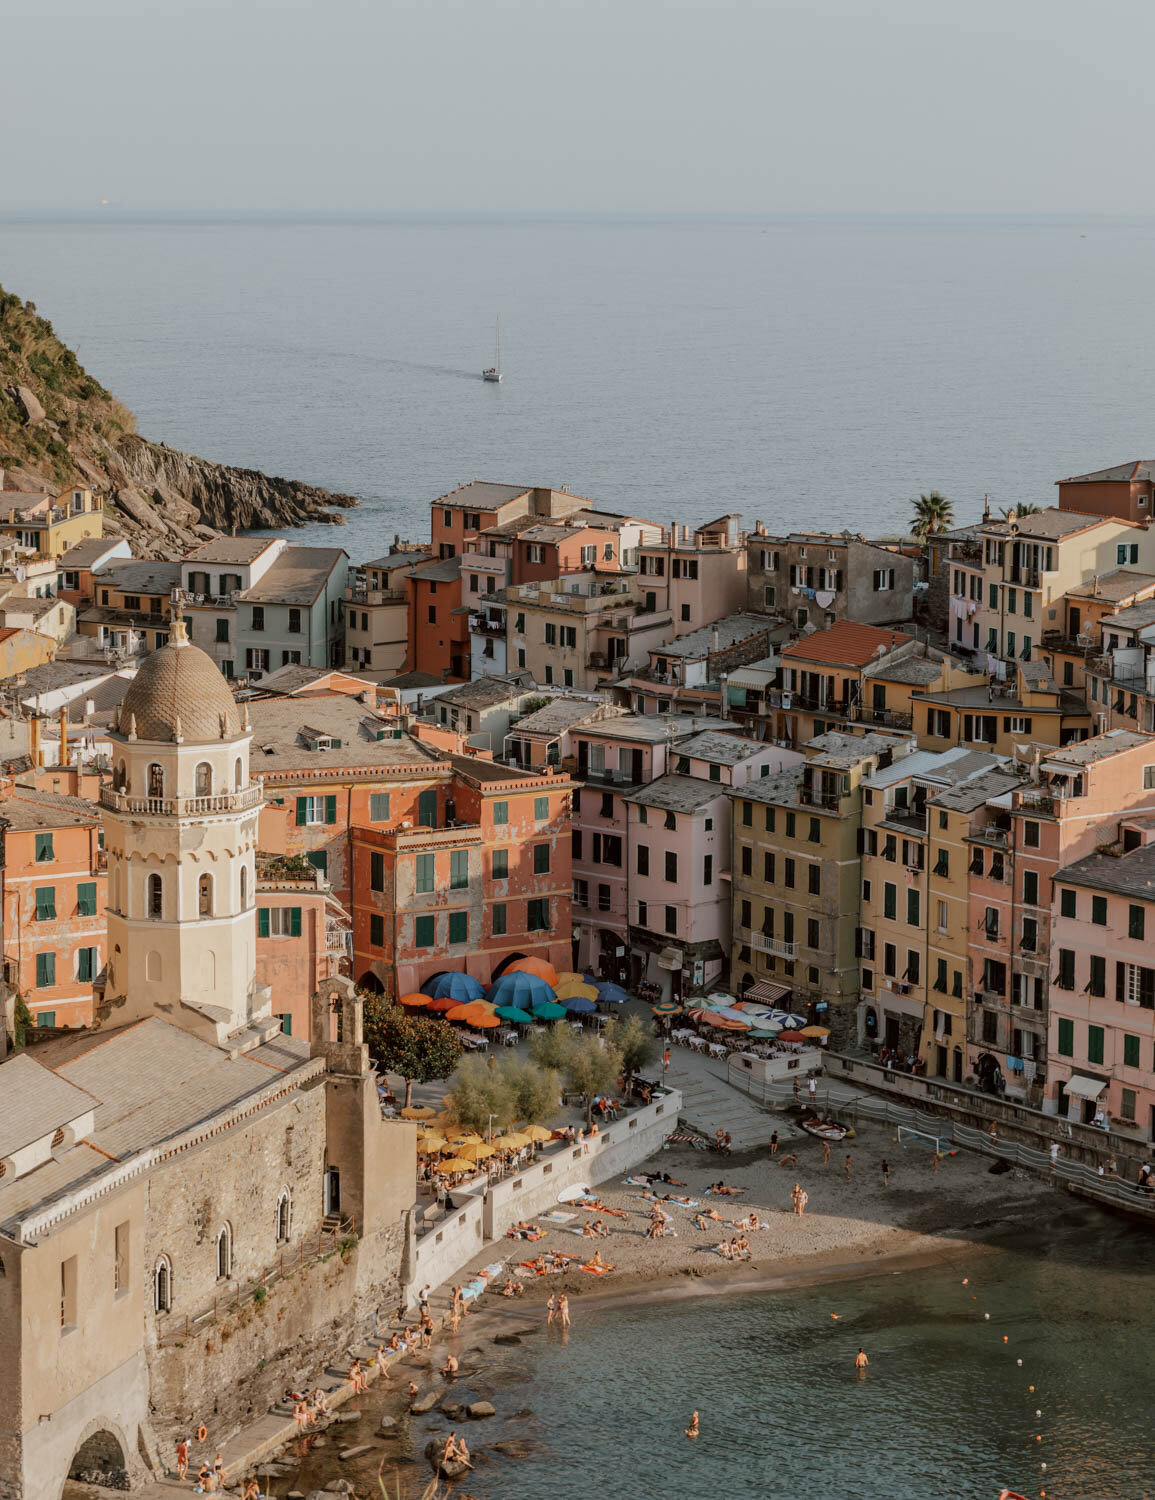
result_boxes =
[117,617,243,743]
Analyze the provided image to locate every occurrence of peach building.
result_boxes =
[255,854,350,1038]
[635,515,748,634]
[1049,826,1155,1140]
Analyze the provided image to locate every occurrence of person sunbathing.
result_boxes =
[310,1388,328,1417]
[387,1332,402,1351]
[657,1171,687,1186]
[581,1219,598,1238]
[501,1277,524,1297]
[441,1353,459,1378]
[777,1152,799,1168]
[293,1401,310,1431]
[708,1182,747,1196]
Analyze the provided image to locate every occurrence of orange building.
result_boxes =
[255,854,350,1039]
[1056,460,1155,523]
[1,784,106,1029]
[406,555,469,682]
[350,757,574,997]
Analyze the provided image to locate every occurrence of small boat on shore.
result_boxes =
[482,316,503,382]
[800,1117,854,1141]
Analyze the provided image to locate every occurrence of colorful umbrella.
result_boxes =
[422,971,486,1003]
[521,1124,553,1142]
[446,1003,483,1022]
[747,1030,781,1041]
[531,1000,566,1020]
[555,972,587,987]
[398,993,429,1007]
[489,971,557,1008]
[800,1025,831,1038]
[652,1000,682,1016]
[559,994,597,1013]
[400,1104,436,1119]
[495,1005,534,1023]
[594,982,629,1006]
[706,991,737,1007]
[498,1132,531,1150]
[555,979,599,1002]
[415,1132,447,1152]
[777,1030,806,1042]
[503,956,559,987]
[437,1158,477,1175]
[455,1140,496,1161]
[471,1013,501,1029]
[451,1133,483,1146]
[426,995,459,1012]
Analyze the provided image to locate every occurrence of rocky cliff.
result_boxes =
[0,286,358,558]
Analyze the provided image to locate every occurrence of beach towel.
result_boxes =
[580,1263,614,1275]
[624,1176,652,1186]
[479,1262,504,1280]
[538,1209,577,1224]
[558,1184,592,1203]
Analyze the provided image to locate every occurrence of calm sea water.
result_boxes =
[5,214,1155,558]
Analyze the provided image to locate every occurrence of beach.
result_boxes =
[272,1113,1059,1497]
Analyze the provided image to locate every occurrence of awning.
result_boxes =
[657,946,683,971]
[1063,1074,1108,1101]
[744,979,790,1004]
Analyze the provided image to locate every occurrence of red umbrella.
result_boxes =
[777,1030,806,1042]
[503,956,559,988]
[426,995,458,1012]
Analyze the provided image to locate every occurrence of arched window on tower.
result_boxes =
[114,759,127,791]
[234,756,243,792]
[240,866,248,908]
[195,762,213,798]
[216,1224,231,1281]
[148,763,164,799]
[198,874,213,917]
[154,1256,172,1313]
[147,873,163,920]
[276,1190,292,1243]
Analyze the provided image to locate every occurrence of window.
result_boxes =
[703,855,713,885]
[35,832,53,862]
[370,792,391,822]
[61,1254,78,1330]
[739,900,751,929]
[448,911,469,944]
[806,918,820,949]
[883,883,896,920]
[369,914,384,948]
[665,851,678,883]
[1022,870,1038,905]
[982,1009,998,1044]
[906,890,920,927]
[285,606,300,634]
[808,817,820,843]
[1056,1017,1074,1057]
[1088,955,1106,997]
[533,844,550,875]
[934,958,948,993]
[251,605,265,632]
[638,899,649,927]
[492,848,509,881]
[258,906,302,938]
[1087,1024,1104,1065]
[1056,949,1075,989]
[1129,904,1146,940]
[534,796,549,822]
[362,849,381,892]
[1092,895,1107,926]
[216,617,230,642]
[740,845,753,876]
[1060,888,1076,918]
[764,807,775,833]
[1021,917,1036,952]
[147,873,163,920]
[808,865,821,896]
[1124,1033,1141,1068]
[447,849,468,889]
[637,844,650,876]
[154,1257,171,1314]
[415,853,434,893]
[493,800,509,825]
[1023,820,1039,848]
[785,812,796,838]
[77,947,97,983]
[1121,1088,1137,1121]
[36,952,56,988]
[415,914,435,947]
[296,795,337,826]
[216,1225,232,1280]
[763,851,775,883]
[664,904,677,935]
[527,899,550,932]
[872,568,895,592]
[1117,542,1140,565]
[276,1192,292,1243]
[489,902,507,936]
[784,858,795,889]
[35,886,56,921]
[664,811,676,831]
[198,874,212,917]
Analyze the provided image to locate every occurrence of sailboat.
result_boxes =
[482,317,503,383]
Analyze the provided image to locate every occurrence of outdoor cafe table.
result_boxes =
[459,1032,489,1051]
[707,1042,729,1059]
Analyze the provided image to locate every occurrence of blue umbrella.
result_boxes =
[488,971,557,1009]
[594,982,629,1006]
[422,971,486,1003]
[559,994,597,1013]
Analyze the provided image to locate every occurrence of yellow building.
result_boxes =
[0,625,56,677]
[0,485,104,558]
[913,661,1091,757]
[77,559,181,658]
[728,730,906,1046]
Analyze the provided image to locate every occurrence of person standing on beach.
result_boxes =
[546,1293,556,1325]
[175,1438,189,1481]
[844,1154,852,1182]
[796,1187,808,1216]
[770,1130,778,1156]
[822,1139,830,1165]
[558,1293,571,1329]
[881,1159,889,1187]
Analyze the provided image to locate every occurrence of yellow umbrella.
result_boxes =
[401,1105,436,1120]
[556,972,586,987]
[415,1132,447,1152]
[437,1157,477,1175]
[451,1132,484,1146]
[498,1132,531,1150]
[555,979,599,1002]
[455,1140,496,1161]
[799,1025,831,1038]
[521,1124,553,1142]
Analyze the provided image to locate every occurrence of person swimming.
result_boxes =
[685,1410,700,1440]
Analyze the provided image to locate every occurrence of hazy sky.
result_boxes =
[4,0,1151,215]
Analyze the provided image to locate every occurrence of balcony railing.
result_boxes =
[970,824,1009,847]
[1010,567,1041,589]
[346,586,408,605]
[882,806,926,831]
[100,784,265,817]
[855,705,914,730]
[581,767,638,786]
[469,615,506,636]
[750,933,796,959]
[798,785,841,810]
[948,540,983,563]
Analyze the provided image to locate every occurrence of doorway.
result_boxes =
[324,1167,341,1216]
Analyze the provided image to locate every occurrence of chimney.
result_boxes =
[29,713,41,768]
[59,706,69,766]
[711,626,719,653]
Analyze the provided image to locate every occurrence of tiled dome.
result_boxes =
[118,621,243,743]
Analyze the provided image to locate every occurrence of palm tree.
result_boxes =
[999,502,1041,520]
[911,491,954,538]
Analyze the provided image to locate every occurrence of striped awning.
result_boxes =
[744,979,790,1004]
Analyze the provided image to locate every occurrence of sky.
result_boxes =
[3,0,1152,216]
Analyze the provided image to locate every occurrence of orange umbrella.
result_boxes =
[503,956,559,988]
[471,1013,501,1029]
[446,1003,483,1022]
[398,992,429,1007]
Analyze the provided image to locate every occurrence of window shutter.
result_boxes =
[325,795,337,825]
[295,797,308,826]
[258,907,270,938]
[1116,962,1125,1003]
[290,907,302,937]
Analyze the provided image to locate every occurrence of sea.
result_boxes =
[5,212,1155,556]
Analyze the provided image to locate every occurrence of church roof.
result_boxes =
[117,621,243,743]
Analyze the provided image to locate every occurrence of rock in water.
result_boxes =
[467,1401,496,1419]
[410,1388,444,1414]
[493,1333,522,1345]
[337,1444,374,1461]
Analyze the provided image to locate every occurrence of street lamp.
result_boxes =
[487,1112,496,1144]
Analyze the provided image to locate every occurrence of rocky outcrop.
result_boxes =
[0,285,360,559]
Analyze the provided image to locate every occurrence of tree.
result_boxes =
[503,1056,560,1126]
[910,490,954,538]
[362,995,462,1107]
[528,1022,576,1074]
[999,502,1041,520]
[564,1033,623,1127]
[604,1014,658,1079]
[449,1055,517,1136]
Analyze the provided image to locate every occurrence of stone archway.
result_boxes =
[65,1426,129,1492]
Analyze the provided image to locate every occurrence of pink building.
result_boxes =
[965,729,1155,1102]
[636,515,748,634]
[1049,825,1155,1140]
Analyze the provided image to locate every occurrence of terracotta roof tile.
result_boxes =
[781,621,912,668]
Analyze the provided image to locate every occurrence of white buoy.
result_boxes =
[984,1312,990,1320]
[1017,1358,1022,1366]
[1036,1410,1042,1417]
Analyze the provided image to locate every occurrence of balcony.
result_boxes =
[174,588,240,609]
[855,705,914,731]
[1015,788,1054,813]
[1009,567,1041,589]
[750,933,796,959]
[948,540,983,563]
[346,586,408,605]
[100,784,265,817]
[798,784,841,810]
[581,767,638,786]
[469,615,506,636]
[882,806,926,832]
[1042,630,1098,658]
[970,824,1010,847]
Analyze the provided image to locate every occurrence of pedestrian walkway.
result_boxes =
[660,1046,796,1151]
